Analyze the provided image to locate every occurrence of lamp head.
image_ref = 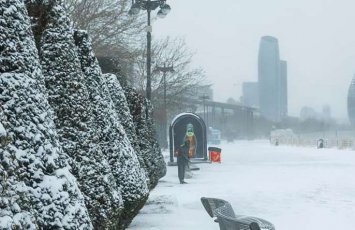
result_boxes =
[161,4,171,15]
[157,9,166,18]
[129,3,141,15]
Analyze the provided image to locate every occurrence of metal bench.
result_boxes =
[201,197,234,220]
[201,197,275,230]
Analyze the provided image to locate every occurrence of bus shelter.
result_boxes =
[169,113,207,165]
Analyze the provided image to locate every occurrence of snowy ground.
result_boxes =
[127,140,355,230]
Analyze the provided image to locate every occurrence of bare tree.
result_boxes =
[132,36,206,107]
[64,1,206,104]
[65,0,146,80]
[66,0,145,49]
[132,36,206,147]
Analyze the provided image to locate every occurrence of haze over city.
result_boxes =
[154,0,355,120]
[4,1,355,229]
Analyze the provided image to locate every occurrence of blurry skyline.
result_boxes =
[154,0,355,121]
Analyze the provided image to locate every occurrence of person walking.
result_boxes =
[177,139,190,184]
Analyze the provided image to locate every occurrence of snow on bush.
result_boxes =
[0,1,91,229]
[0,122,6,136]
[0,0,47,91]
[124,87,167,189]
[74,30,149,228]
[1,0,166,228]
[37,2,126,229]
[105,74,152,187]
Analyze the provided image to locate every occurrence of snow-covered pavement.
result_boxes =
[128,140,355,230]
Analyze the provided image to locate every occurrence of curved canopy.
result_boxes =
[169,113,207,163]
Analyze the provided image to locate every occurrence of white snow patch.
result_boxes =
[128,140,355,230]
[4,5,17,15]
[0,216,13,229]
[0,122,6,137]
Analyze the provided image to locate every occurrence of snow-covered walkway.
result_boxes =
[128,140,355,230]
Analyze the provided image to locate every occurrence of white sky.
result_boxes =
[153,0,355,120]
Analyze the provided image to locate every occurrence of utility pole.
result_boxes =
[129,0,171,100]
[199,94,210,126]
[146,4,152,100]
[154,64,174,148]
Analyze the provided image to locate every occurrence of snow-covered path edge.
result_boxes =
[128,140,355,230]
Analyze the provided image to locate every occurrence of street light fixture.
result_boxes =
[153,64,174,148]
[159,4,171,15]
[129,0,172,100]
[128,2,141,15]
[199,95,210,127]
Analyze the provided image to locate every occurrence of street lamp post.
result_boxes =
[199,95,210,127]
[154,64,174,148]
[129,0,171,100]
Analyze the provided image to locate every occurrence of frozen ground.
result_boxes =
[128,140,355,230]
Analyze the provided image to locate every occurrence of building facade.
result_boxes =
[242,82,259,108]
[348,75,355,125]
[258,36,287,122]
[280,60,288,117]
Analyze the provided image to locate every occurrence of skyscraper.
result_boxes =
[242,82,259,108]
[258,36,282,122]
[347,75,355,125]
[280,60,288,117]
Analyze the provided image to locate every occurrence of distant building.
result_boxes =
[258,36,281,122]
[194,84,213,101]
[300,106,317,121]
[348,75,355,125]
[242,82,259,108]
[258,36,288,122]
[322,105,331,121]
[280,60,288,117]
[300,105,333,122]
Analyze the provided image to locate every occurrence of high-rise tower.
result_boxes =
[258,36,282,122]
[242,82,259,108]
[280,60,288,117]
[348,75,355,125]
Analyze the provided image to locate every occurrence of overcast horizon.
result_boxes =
[153,0,355,122]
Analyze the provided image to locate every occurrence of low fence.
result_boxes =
[270,133,355,150]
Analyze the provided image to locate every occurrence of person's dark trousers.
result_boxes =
[177,158,186,183]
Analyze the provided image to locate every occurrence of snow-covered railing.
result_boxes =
[270,129,355,149]
[271,137,355,150]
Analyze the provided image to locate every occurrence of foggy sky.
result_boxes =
[153,0,355,121]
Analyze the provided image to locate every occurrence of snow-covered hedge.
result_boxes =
[105,74,151,186]
[124,87,167,189]
[0,1,91,228]
[38,2,126,229]
[0,73,92,229]
[1,0,165,228]
[74,30,149,228]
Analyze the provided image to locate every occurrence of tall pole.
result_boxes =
[206,104,209,129]
[154,63,173,148]
[203,98,206,121]
[200,95,209,122]
[146,2,152,100]
[129,0,171,100]
[203,97,206,122]
[163,63,167,148]
[163,64,167,123]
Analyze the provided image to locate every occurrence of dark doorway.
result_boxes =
[169,113,207,163]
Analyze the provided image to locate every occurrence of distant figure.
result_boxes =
[177,139,190,184]
[318,139,324,149]
[275,139,279,146]
[183,123,197,158]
